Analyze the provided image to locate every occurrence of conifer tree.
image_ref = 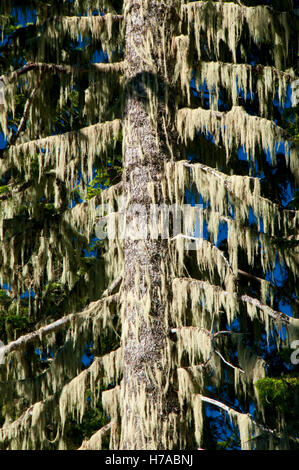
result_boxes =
[0,0,298,450]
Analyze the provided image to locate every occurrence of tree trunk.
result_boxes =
[120,0,180,449]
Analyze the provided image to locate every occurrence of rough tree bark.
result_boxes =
[120,0,180,449]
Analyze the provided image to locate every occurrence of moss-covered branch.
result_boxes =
[0,293,119,362]
[177,107,296,174]
[172,277,297,326]
[8,76,43,148]
[0,61,125,87]
[180,160,298,218]
[171,326,245,372]
[78,421,114,450]
[182,1,295,68]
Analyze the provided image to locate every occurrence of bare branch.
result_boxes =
[198,394,277,438]
[214,350,245,374]
[0,315,74,359]
[199,394,241,414]
[212,330,234,339]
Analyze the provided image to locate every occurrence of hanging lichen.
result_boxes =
[184,1,291,69]
[0,0,297,451]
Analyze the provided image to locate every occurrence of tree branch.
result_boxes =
[0,62,72,83]
[62,181,123,225]
[173,277,295,326]
[0,180,33,201]
[182,160,297,215]
[0,75,44,159]
[171,233,235,275]
[50,13,124,26]
[182,1,292,16]
[102,275,122,297]
[171,212,297,306]
[78,421,114,450]
[93,62,125,73]
[2,119,121,161]
[214,349,245,374]
[170,326,212,337]
[238,269,299,306]
[171,326,244,372]
[0,351,119,442]
[10,77,43,146]
[198,394,277,438]
[199,394,242,415]
[240,294,292,324]
[0,292,119,362]
[93,181,123,205]
[199,60,297,81]
[0,61,125,83]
